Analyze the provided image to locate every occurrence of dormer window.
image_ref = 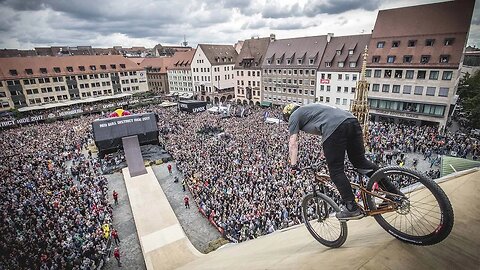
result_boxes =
[40,68,47,74]
[9,69,18,76]
[100,65,107,70]
[297,59,303,65]
[372,56,380,63]
[267,59,271,65]
[25,69,33,75]
[444,38,454,46]
[403,55,413,63]
[325,62,331,67]
[309,59,314,65]
[53,67,61,73]
[110,64,116,69]
[276,59,281,65]
[425,39,435,46]
[421,55,430,64]
[348,49,354,55]
[349,62,356,68]
[440,55,450,63]
[336,50,341,55]
[338,62,344,68]
[78,66,85,71]
[90,65,96,70]
[120,64,126,68]
[286,59,291,65]
[67,66,74,72]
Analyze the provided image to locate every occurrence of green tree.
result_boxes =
[457,70,480,128]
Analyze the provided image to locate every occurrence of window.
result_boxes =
[337,86,342,92]
[382,84,390,93]
[374,70,381,78]
[9,69,18,76]
[392,85,401,93]
[338,74,343,80]
[352,74,357,80]
[408,40,416,47]
[342,99,347,105]
[442,71,453,80]
[25,69,33,75]
[372,84,380,92]
[420,55,430,64]
[338,62,344,67]
[100,65,107,70]
[78,66,85,71]
[53,67,61,73]
[349,62,356,68]
[444,38,454,46]
[345,74,349,80]
[344,87,348,92]
[325,62,331,67]
[372,56,380,63]
[110,64,116,69]
[309,59,314,65]
[403,55,413,63]
[392,41,400,47]
[439,87,449,97]
[425,39,435,46]
[377,41,385,48]
[90,65,96,70]
[387,56,395,63]
[336,98,340,105]
[326,97,330,103]
[403,85,412,94]
[429,71,439,80]
[417,70,426,79]
[327,86,331,92]
[426,87,436,96]
[276,59,281,65]
[394,70,403,78]
[365,69,372,77]
[406,70,414,79]
[120,64,126,68]
[297,59,303,65]
[336,50,342,56]
[414,86,424,95]
[384,70,392,78]
[348,49,354,55]
[286,59,291,65]
[351,87,356,93]
[440,55,450,63]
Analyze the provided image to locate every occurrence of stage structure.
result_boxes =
[350,46,370,144]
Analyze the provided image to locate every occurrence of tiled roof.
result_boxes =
[0,55,144,80]
[262,35,328,68]
[234,37,270,70]
[198,44,238,66]
[139,57,174,74]
[169,50,195,70]
[319,34,371,72]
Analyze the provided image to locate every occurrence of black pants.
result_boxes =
[323,118,397,202]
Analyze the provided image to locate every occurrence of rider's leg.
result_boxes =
[323,121,363,220]
[344,119,402,195]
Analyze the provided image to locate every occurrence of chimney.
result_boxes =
[327,33,334,43]
[270,33,276,42]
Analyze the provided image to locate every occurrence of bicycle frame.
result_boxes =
[313,172,398,216]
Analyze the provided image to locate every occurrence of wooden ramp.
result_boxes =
[122,167,202,270]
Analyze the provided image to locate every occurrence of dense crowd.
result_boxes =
[1,101,478,269]
[0,116,113,270]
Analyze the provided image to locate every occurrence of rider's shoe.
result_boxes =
[336,205,363,221]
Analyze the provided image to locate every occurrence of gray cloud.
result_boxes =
[261,2,301,18]
[269,21,317,30]
[304,0,381,17]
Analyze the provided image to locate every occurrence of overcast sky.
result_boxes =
[0,0,478,49]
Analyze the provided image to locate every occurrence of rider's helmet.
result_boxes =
[282,103,300,122]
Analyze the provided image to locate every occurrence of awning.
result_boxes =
[260,101,272,107]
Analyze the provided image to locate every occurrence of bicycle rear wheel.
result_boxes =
[301,193,348,248]
[366,166,454,246]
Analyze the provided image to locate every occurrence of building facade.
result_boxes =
[317,34,371,110]
[167,50,195,97]
[366,0,475,128]
[234,37,270,105]
[0,55,148,112]
[140,57,172,94]
[261,35,328,106]
[191,44,238,104]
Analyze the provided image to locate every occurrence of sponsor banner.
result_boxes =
[58,109,84,117]
[320,79,330,84]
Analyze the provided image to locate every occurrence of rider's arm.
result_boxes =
[289,134,299,166]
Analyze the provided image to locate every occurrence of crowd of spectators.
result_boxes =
[1,101,478,268]
[0,115,113,269]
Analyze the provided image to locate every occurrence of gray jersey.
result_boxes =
[288,103,355,142]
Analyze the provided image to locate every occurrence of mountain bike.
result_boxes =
[300,166,454,248]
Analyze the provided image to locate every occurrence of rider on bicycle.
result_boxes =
[283,103,400,220]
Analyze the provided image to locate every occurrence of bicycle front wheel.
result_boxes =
[366,166,454,246]
[301,193,348,248]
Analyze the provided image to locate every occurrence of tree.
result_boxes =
[457,70,480,128]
